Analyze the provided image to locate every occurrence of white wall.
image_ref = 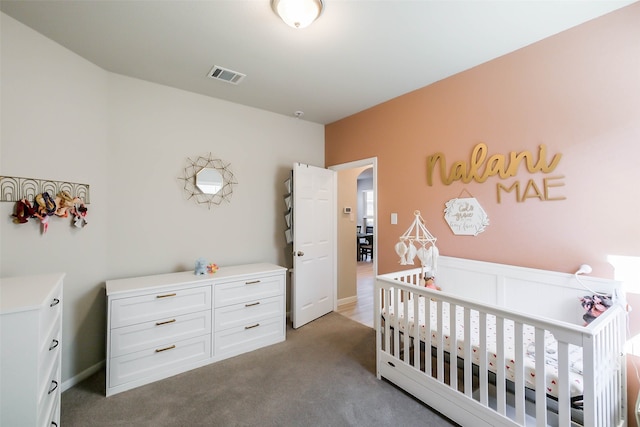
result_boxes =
[1,12,110,385]
[106,74,323,278]
[0,13,324,384]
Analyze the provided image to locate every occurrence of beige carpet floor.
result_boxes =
[61,312,458,426]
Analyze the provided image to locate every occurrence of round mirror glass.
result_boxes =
[196,167,224,194]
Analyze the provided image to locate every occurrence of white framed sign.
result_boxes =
[444,197,489,236]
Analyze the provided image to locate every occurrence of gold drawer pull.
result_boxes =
[49,339,60,351]
[155,318,176,326]
[50,298,60,307]
[155,344,176,353]
[245,302,260,307]
[156,293,177,298]
[47,380,58,395]
[245,280,261,285]
[245,323,260,330]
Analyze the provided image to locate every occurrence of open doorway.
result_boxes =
[330,158,376,328]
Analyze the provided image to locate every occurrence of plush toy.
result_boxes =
[194,258,207,275]
[424,276,441,291]
[580,294,613,324]
[207,263,219,274]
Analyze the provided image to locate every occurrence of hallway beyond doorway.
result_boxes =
[336,261,373,328]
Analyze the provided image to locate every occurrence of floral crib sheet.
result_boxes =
[382,297,585,400]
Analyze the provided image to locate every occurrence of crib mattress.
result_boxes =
[382,298,584,399]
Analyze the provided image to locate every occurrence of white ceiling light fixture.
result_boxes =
[271,0,324,29]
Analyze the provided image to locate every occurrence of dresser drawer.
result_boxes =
[40,283,62,338]
[39,316,61,388]
[214,315,284,357]
[37,356,60,427]
[214,274,284,308]
[215,295,284,332]
[40,312,61,358]
[111,310,212,357]
[42,311,61,357]
[109,335,211,388]
[45,393,60,427]
[111,286,211,328]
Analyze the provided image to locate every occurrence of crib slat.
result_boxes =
[557,340,570,426]
[478,311,488,406]
[413,293,420,371]
[450,302,458,390]
[597,329,603,427]
[535,328,547,427]
[613,313,624,425]
[424,294,432,375]
[436,299,445,382]
[402,291,410,364]
[609,319,615,418]
[582,332,595,427]
[495,316,506,416]
[463,307,472,397]
[609,315,622,426]
[393,287,400,361]
[600,330,608,427]
[385,288,390,353]
[609,318,617,424]
[514,321,525,425]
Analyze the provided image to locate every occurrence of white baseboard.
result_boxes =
[338,295,357,306]
[62,360,105,393]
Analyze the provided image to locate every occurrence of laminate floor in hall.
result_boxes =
[336,261,373,328]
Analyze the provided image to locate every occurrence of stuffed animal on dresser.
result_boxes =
[194,258,207,275]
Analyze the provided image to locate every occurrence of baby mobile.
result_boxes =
[395,210,439,287]
[11,190,88,234]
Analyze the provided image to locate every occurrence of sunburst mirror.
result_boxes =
[180,153,237,210]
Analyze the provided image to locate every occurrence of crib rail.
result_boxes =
[375,272,626,427]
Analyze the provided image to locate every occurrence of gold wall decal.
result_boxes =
[0,176,90,203]
[496,175,566,203]
[426,143,562,185]
[425,143,566,203]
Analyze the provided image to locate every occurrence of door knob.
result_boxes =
[296,251,304,256]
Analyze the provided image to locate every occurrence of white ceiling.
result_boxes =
[1,0,635,125]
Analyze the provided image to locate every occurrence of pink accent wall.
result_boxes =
[326,3,640,280]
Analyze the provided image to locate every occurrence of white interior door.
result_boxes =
[291,163,335,329]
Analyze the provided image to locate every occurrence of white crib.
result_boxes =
[375,256,627,427]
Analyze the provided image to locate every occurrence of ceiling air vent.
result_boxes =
[207,65,246,85]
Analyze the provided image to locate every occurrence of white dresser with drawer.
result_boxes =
[0,273,64,427]
[106,263,286,396]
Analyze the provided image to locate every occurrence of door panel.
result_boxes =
[291,163,335,329]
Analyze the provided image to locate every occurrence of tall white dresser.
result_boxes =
[0,273,64,427]
[105,263,286,396]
